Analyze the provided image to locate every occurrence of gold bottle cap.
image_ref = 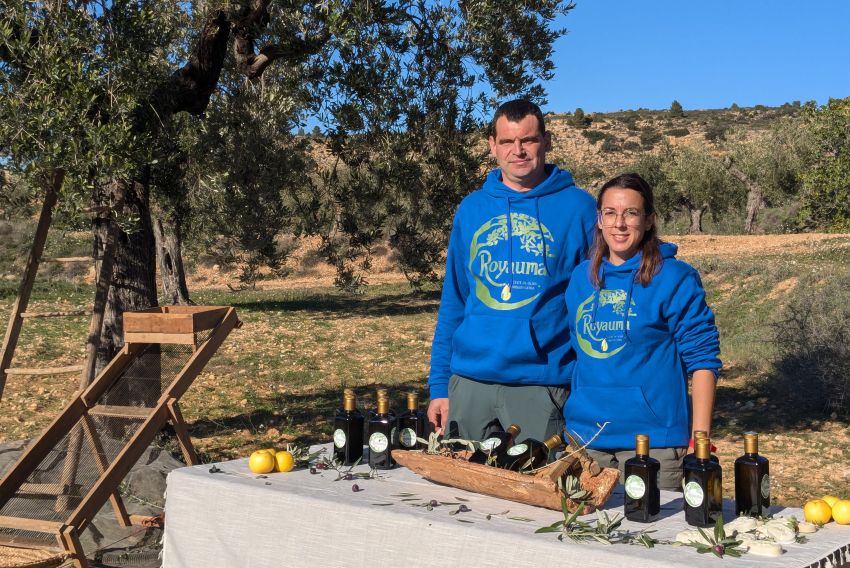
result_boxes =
[543,434,565,451]
[743,431,759,454]
[695,437,711,460]
[377,388,388,399]
[377,397,389,415]
[694,430,708,440]
[635,434,650,456]
[407,392,418,410]
[506,424,522,438]
[343,388,354,397]
[343,393,356,411]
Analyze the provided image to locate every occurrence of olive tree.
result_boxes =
[2,0,575,375]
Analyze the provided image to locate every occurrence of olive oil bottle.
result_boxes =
[683,430,719,469]
[367,396,395,469]
[684,437,723,527]
[623,434,661,522]
[499,434,564,471]
[470,424,521,465]
[734,432,770,517]
[333,390,364,465]
[397,392,426,450]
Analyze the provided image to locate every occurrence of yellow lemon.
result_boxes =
[832,499,850,525]
[248,450,275,474]
[803,499,832,525]
[274,450,295,473]
[822,495,840,508]
[262,447,277,457]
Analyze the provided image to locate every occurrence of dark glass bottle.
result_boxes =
[499,434,564,471]
[397,392,426,450]
[684,437,723,527]
[368,397,395,469]
[623,434,661,522]
[333,391,364,465]
[735,432,770,517]
[366,388,395,440]
[683,430,720,470]
[470,424,521,465]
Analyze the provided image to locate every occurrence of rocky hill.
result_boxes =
[543,103,803,190]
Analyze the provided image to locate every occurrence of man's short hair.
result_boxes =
[489,99,546,137]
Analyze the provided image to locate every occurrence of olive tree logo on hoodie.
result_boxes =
[468,212,554,310]
[575,289,637,358]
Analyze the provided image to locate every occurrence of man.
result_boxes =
[427,99,597,443]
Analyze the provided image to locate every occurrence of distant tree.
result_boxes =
[724,119,816,233]
[311,125,322,138]
[669,100,684,118]
[798,97,850,231]
[730,103,740,110]
[571,107,591,128]
[666,143,742,233]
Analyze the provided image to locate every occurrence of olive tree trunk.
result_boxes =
[154,214,192,305]
[688,207,706,234]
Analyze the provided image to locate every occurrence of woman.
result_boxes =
[563,172,721,490]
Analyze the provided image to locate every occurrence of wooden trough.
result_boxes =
[392,444,619,513]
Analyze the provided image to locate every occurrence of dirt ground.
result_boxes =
[181,233,850,291]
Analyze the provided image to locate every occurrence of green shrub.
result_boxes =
[639,129,662,148]
[665,127,690,137]
[771,274,850,416]
[600,137,620,153]
[581,130,607,144]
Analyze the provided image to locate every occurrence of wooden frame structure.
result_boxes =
[0,306,240,568]
[0,168,118,403]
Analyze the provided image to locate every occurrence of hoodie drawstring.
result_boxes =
[622,269,638,344]
[505,198,514,298]
[535,198,550,276]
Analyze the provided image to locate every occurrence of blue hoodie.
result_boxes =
[428,165,597,399]
[563,242,721,449]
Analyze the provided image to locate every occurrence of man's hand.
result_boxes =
[427,398,449,434]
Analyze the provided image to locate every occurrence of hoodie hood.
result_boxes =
[482,165,575,198]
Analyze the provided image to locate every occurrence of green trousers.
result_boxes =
[447,374,568,444]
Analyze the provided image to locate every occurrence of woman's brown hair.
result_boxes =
[589,172,662,289]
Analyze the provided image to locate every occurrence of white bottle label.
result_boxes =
[400,427,417,448]
[761,474,771,499]
[333,429,346,448]
[369,432,388,453]
[480,437,502,451]
[506,443,528,457]
[684,481,705,507]
[625,474,646,499]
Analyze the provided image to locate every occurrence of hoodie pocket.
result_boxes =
[451,314,544,377]
[566,386,665,440]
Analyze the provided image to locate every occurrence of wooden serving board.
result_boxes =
[391,449,619,513]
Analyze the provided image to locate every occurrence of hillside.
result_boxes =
[543,104,804,190]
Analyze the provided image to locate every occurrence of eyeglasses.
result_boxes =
[598,208,645,228]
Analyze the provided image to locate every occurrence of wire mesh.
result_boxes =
[0,324,219,544]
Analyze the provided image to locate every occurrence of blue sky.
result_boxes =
[541,1,850,113]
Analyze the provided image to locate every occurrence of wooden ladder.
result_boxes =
[0,169,116,402]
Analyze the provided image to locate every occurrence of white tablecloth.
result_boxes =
[163,445,850,568]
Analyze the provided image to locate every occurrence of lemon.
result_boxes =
[248,450,276,474]
[803,499,832,525]
[822,495,840,508]
[262,447,277,457]
[832,499,850,525]
[274,450,295,472]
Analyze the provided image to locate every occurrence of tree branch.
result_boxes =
[230,0,328,81]
[137,10,231,128]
